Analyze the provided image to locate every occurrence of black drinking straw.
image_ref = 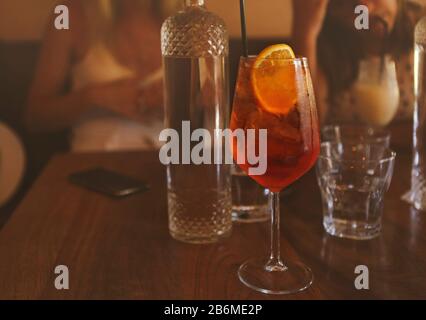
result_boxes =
[378,18,389,82]
[239,0,248,57]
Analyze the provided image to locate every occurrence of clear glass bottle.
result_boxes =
[411,17,426,210]
[161,0,232,243]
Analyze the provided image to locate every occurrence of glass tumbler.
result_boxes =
[232,164,269,223]
[317,142,396,240]
[322,125,391,147]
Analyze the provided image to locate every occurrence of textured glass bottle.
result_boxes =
[161,0,232,243]
[411,17,426,210]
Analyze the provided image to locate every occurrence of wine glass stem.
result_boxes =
[265,192,287,272]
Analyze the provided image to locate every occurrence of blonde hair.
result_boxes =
[82,0,181,43]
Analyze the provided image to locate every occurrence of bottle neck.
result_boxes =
[184,0,204,7]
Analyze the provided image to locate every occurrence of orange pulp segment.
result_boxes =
[251,44,298,115]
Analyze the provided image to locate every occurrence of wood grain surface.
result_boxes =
[0,150,424,300]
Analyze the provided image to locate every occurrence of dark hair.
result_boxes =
[318,0,419,102]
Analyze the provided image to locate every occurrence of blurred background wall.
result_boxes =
[209,0,292,39]
[0,0,58,41]
[0,0,293,41]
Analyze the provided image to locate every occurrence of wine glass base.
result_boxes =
[238,259,313,295]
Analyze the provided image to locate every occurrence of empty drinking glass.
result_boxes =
[317,142,396,240]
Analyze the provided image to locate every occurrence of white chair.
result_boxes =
[0,122,26,207]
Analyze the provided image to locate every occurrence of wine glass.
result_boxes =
[230,56,320,294]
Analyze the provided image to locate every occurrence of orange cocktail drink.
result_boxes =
[231,45,320,295]
[231,49,320,192]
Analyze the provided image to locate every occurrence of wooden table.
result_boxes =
[0,150,425,300]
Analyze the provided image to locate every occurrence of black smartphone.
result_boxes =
[69,168,150,198]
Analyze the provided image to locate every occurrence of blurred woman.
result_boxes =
[26,0,180,152]
[292,0,424,144]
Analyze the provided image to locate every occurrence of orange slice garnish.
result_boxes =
[251,44,298,115]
